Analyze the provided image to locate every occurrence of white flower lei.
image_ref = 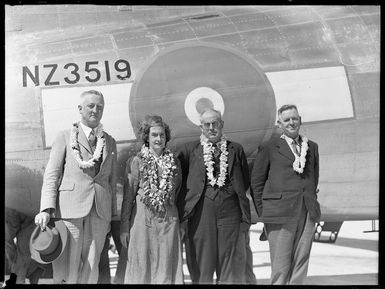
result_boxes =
[71,122,105,168]
[200,134,229,187]
[281,134,309,174]
[139,145,177,216]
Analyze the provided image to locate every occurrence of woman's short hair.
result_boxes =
[138,115,171,146]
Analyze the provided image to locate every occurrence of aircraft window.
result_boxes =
[265,66,354,123]
[40,83,136,148]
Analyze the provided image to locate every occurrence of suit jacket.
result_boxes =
[177,139,251,225]
[40,125,118,221]
[250,136,320,223]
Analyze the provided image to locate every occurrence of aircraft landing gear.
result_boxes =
[314,221,343,243]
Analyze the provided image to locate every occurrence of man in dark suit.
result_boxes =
[177,109,252,284]
[251,104,320,285]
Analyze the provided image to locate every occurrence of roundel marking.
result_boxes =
[129,42,276,154]
[184,87,225,126]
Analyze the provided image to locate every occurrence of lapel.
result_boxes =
[193,143,206,179]
[227,141,235,176]
[101,132,108,165]
[277,137,295,161]
[78,125,93,155]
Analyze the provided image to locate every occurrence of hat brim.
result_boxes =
[30,219,68,264]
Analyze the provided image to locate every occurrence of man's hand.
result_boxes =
[34,211,51,231]
[240,222,250,233]
[120,232,130,248]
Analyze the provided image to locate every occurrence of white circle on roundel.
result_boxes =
[184,87,225,126]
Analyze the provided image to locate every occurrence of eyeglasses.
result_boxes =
[202,121,221,129]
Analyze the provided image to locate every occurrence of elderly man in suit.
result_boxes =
[34,90,117,284]
[251,104,320,285]
[177,108,252,284]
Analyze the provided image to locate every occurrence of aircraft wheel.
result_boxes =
[329,232,337,243]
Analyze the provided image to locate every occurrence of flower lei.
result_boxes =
[200,134,229,187]
[139,145,177,216]
[281,134,309,174]
[71,122,105,168]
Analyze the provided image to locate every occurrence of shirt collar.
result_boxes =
[280,134,300,145]
[200,134,221,147]
[79,122,93,138]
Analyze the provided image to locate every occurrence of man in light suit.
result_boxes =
[177,109,253,284]
[34,90,117,284]
[251,104,320,285]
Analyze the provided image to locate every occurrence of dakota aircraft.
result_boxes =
[5,5,379,245]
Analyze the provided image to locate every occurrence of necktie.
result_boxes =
[291,139,300,156]
[89,129,97,149]
[89,129,102,175]
[213,144,221,158]
[213,145,221,176]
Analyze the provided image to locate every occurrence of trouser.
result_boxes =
[97,234,111,284]
[5,208,36,284]
[52,204,110,284]
[233,228,258,284]
[265,204,316,285]
[186,189,243,284]
[97,220,127,284]
[111,220,127,284]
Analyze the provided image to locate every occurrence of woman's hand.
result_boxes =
[179,220,188,242]
[120,232,130,248]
